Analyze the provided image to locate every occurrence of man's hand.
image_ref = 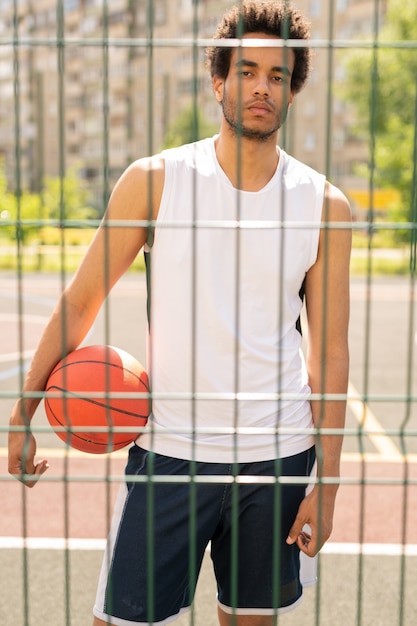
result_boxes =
[286,484,337,557]
[8,419,49,488]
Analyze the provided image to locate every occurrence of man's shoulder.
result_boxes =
[112,154,166,208]
[127,153,165,177]
[324,181,352,222]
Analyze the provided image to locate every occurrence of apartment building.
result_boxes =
[0,0,386,208]
[292,0,387,194]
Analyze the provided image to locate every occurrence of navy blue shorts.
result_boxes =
[94,445,316,625]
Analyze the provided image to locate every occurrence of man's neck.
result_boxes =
[214,125,280,192]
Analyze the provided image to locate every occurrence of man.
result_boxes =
[8,1,351,625]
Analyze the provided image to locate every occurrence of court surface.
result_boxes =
[1,272,416,625]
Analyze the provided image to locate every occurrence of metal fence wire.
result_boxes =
[0,0,416,625]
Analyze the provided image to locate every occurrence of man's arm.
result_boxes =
[8,156,164,487]
[287,182,352,556]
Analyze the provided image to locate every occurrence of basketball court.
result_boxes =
[1,271,416,625]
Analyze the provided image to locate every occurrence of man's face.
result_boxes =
[213,33,295,142]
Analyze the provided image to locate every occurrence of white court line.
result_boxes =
[0,446,128,459]
[1,536,416,557]
[0,313,50,324]
[1,447,417,462]
[0,537,106,551]
[347,381,402,461]
[0,313,47,365]
[341,451,417,463]
[322,542,417,557]
[301,309,403,462]
[0,349,35,364]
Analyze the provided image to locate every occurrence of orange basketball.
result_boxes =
[44,345,150,454]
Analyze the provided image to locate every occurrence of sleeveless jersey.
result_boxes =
[138,137,325,463]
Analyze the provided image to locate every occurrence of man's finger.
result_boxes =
[296,530,317,556]
[286,517,303,545]
[16,459,49,488]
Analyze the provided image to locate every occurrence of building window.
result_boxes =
[64,0,79,13]
[304,132,316,152]
[304,101,317,118]
[333,129,346,150]
[108,11,126,26]
[337,0,349,12]
[309,0,321,18]
[154,0,167,26]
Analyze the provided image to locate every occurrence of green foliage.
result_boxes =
[0,160,97,243]
[162,105,218,149]
[42,166,96,222]
[0,165,43,243]
[343,0,417,239]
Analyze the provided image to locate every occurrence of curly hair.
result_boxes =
[205,1,312,94]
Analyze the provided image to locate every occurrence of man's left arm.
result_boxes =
[287,182,352,557]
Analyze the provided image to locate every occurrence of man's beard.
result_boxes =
[221,94,289,142]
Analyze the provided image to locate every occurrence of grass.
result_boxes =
[350,229,412,275]
[1,246,411,276]
[0,228,413,276]
[350,254,411,276]
[0,246,146,274]
[0,229,146,273]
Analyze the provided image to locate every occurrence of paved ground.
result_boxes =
[1,272,416,625]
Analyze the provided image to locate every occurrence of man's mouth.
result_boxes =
[248,102,272,115]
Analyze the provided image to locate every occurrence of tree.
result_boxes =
[0,162,42,243]
[42,165,96,223]
[162,105,218,149]
[0,160,96,244]
[344,0,417,240]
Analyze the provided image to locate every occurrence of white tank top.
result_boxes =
[139,137,325,463]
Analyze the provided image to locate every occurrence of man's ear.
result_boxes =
[212,75,224,103]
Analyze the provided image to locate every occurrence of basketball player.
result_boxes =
[8,2,351,624]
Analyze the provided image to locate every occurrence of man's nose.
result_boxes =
[253,76,270,98]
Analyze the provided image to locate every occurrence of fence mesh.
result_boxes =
[1,1,416,625]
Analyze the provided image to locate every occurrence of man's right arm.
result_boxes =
[8,155,165,487]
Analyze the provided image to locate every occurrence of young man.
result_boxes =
[8,2,351,625]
